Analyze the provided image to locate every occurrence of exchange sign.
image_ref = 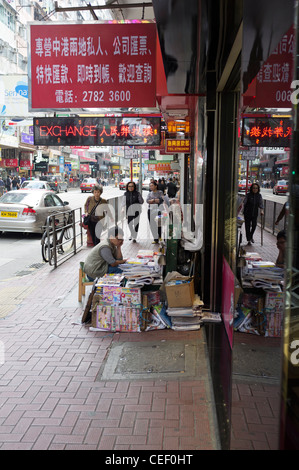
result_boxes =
[242,117,292,147]
[29,22,156,110]
[33,116,161,146]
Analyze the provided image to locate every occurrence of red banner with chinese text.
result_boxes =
[243,26,295,108]
[30,23,156,110]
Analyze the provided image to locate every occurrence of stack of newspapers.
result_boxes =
[120,255,163,288]
[167,295,221,330]
[242,260,284,291]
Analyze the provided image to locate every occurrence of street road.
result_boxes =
[0,185,125,282]
[0,185,287,282]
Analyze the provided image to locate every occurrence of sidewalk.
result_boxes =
[0,225,220,450]
[231,224,282,450]
[0,222,281,450]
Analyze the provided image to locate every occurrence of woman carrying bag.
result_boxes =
[84,184,108,246]
[242,182,264,246]
[122,181,144,242]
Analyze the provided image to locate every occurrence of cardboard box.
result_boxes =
[165,278,195,308]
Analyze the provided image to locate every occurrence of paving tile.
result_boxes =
[0,226,281,451]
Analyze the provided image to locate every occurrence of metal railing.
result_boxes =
[41,195,126,269]
[41,207,83,268]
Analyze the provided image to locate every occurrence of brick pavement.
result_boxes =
[0,224,219,450]
[0,217,282,450]
[230,224,282,450]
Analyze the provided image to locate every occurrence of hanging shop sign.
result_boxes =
[80,164,90,173]
[29,22,156,110]
[167,120,190,134]
[0,158,18,168]
[165,139,190,153]
[242,26,294,108]
[242,117,292,147]
[148,163,172,171]
[33,116,161,147]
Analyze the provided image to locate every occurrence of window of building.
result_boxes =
[0,4,16,32]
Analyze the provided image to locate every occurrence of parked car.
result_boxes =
[80,177,98,193]
[21,180,52,190]
[0,190,71,234]
[142,178,152,190]
[273,180,288,195]
[45,175,68,193]
[238,179,252,192]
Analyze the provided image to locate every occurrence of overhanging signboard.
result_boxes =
[33,116,161,146]
[29,22,156,110]
[165,139,190,153]
[242,117,292,147]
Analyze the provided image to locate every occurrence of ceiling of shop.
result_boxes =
[104,0,155,21]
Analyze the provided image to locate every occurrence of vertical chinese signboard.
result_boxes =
[29,22,156,110]
[242,26,295,108]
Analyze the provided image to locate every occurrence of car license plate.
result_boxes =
[0,211,18,218]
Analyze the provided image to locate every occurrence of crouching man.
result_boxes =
[84,226,127,281]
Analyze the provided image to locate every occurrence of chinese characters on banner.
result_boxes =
[242,26,295,108]
[148,163,172,171]
[33,116,161,146]
[242,117,292,147]
[29,23,156,109]
[0,159,18,168]
[165,139,190,153]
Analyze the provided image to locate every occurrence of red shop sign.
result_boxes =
[0,158,18,168]
[30,22,156,110]
[80,164,90,173]
[243,26,295,108]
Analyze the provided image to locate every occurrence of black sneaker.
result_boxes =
[251,238,255,243]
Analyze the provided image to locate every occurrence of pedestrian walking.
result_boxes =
[12,176,20,190]
[146,180,165,243]
[122,180,144,243]
[5,176,11,192]
[242,182,264,245]
[157,178,167,194]
[166,177,177,198]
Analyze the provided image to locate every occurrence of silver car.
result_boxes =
[0,190,71,234]
[21,180,53,190]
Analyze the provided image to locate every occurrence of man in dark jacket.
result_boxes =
[166,178,177,198]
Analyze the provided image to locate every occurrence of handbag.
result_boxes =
[83,214,91,225]
[83,200,100,226]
